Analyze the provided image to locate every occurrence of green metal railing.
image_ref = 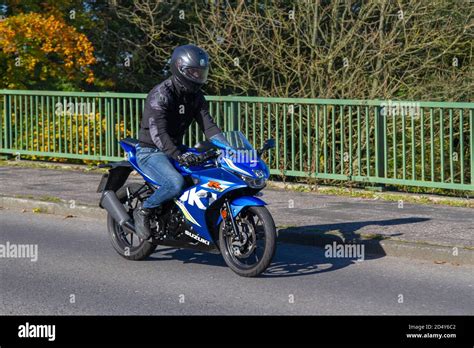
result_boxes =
[1,89,473,191]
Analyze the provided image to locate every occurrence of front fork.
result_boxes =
[218,196,266,253]
[223,200,242,242]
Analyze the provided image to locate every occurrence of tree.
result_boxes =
[191,0,473,101]
[0,12,96,89]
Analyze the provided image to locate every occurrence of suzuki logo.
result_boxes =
[185,230,210,245]
[253,169,264,178]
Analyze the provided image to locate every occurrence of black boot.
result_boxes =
[133,207,152,240]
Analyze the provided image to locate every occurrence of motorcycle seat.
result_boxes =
[121,137,139,148]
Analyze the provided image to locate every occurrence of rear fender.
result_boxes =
[97,161,133,193]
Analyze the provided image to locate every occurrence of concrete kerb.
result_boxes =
[0,195,106,220]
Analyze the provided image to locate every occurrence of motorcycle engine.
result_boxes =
[160,206,186,240]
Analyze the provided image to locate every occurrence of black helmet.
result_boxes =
[170,44,209,93]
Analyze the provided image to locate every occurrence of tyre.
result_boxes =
[219,206,276,277]
[107,183,156,260]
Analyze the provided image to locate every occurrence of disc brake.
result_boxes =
[230,217,257,258]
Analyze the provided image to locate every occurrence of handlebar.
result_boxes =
[179,148,220,171]
[196,148,220,163]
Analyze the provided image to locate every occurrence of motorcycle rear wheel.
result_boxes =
[219,206,276,277]
[107,183,156,260]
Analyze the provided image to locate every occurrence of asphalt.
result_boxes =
[1,208,473,315]
[0,165,473,264]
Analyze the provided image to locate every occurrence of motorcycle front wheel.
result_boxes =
[219,206,276,277]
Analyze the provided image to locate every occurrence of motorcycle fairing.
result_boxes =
[119,137,268,248]
[173,167,249,244]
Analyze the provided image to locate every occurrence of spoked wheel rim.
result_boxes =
[224,209,267,269]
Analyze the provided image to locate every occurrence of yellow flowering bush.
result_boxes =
[0,12,96,88]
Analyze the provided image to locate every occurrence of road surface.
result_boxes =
[1,208,472,315]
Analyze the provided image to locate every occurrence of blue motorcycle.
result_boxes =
[98,131,276,277]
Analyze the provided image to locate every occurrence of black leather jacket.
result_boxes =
[138,77,221,159]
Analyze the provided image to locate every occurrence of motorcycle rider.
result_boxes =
[135,44,223,240]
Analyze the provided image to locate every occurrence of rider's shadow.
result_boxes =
[147,217,429,278]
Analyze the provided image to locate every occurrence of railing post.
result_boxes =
[2,94,9,150]
[231,101,239,131]
[0,94,3,150]
[375,104,386,180]
[470,109,474,185]
[105,97,110,158]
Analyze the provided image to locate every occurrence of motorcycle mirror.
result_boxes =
[258,138,276,156]
[263,138,276,150]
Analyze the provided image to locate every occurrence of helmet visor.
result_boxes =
[182,67,209,84]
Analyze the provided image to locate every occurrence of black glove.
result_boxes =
[177,152,200,166]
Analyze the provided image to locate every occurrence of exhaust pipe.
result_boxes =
[100,190,135,234]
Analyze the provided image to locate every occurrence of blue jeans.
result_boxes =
[136,146,185,209]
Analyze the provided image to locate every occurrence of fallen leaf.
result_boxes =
[434,260,446,264]
[64,214,76,219]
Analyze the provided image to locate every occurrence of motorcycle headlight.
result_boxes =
[239,174,266,189]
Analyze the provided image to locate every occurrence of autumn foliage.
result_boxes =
[0,12,96,89]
